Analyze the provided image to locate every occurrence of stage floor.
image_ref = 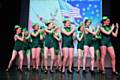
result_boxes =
[0,67,120,80]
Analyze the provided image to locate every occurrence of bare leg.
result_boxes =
[26,50,31,70]
[107,46,116,72]
[44,47,48,70]
[95,50,101,71]
[83,46,89,70]
[62,48,68,72]
[32,48,36,69]
[49,48,55,72]
[68,48,74,72]
[89,47,95,71]
[100,46,107,72]
[18,50,23,71]
[6,50,17,71]
[57,51,62,70]
[40,49,44,70]
[36,47,40,70]
[77,49,83,71]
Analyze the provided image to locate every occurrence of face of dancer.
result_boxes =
[85,20,91,28]
[34,25,39,31]
[48,22,54,29]
[55,27,59,33]
[103,19,110,26]
[64,21,70,27]
[80,26,84,32]
[24,31,29,36]
[16,28,22,34]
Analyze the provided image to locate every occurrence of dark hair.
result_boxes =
[101,16,109,24]
[63,20,69,24]
[32,24,39,29]
[45,22,51,26]
[101,19,108,24]
[85,19,92,25]
[15,28,19,31]
[101,20,105,24]
[78,23,83,31]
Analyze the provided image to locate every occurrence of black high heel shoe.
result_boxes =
[112,71,118,75]
[32,67,36,71]
[76,69,80,73]
[58,68,61,72]
[83,70,87,73]
[41,68,44,72]
[62,70,65,74]
[89,70,94,74]
[44,69,48,73]
[6,68,10,72]
[27,68,30,71]
[50,69,54,73]
[67,70,72,74]
[101,70,106,75]
[36,68,39,72]
[19,68,23,72]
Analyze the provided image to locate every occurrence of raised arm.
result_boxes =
[85,28,96,36]
[54,33,61,41]
[100,24,115,35]
[25,32,31,39]
[44,28,53,34]
[61,27,75,36]
[31,29,40,37]
[77,32,84,41]
[112,23,119,37]
[15,33,24,41]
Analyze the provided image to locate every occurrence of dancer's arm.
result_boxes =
[112,23,119,37]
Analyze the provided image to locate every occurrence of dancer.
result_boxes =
[61,20,75,73]
[93,25,102,72]
[76,23,84,73]
[22,28,32,71]
[82,19,96,73]
[39,27,45,72]
[6,25,24,72]
[100,16,119,75]
[53,27,62,72]
[31,24,43,71]
[44,21,56,73]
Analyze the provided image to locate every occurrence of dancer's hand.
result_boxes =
[111,24,115,31]
[116,23,119,29]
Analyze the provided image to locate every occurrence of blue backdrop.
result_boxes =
[28,0,102,31]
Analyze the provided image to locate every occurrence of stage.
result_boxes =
[0,67,120,80]
[0,0,120,80]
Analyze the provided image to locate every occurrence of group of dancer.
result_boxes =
[6,16,119,75]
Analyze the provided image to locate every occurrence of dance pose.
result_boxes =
[100,16,119,75]
[40,29,45,71]
[44,21,56,73]
[31,24,43,71]
[82,19,96,73]
[93,26,102,72]
[22,28,32,71]
[76,23,84,73]
[53,27,62,72]
[61,20,75,73]
[6,25,24,72]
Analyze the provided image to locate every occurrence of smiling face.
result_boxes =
[33,24,39,30]
[64,20,71,27]
[16,28,22,34]
[103,19,110,26]
[85,20,91,28]
[80,26,84,32]
[48,22,54,29]
[24,31,29,36]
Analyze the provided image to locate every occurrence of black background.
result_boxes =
[0,0,120,72]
